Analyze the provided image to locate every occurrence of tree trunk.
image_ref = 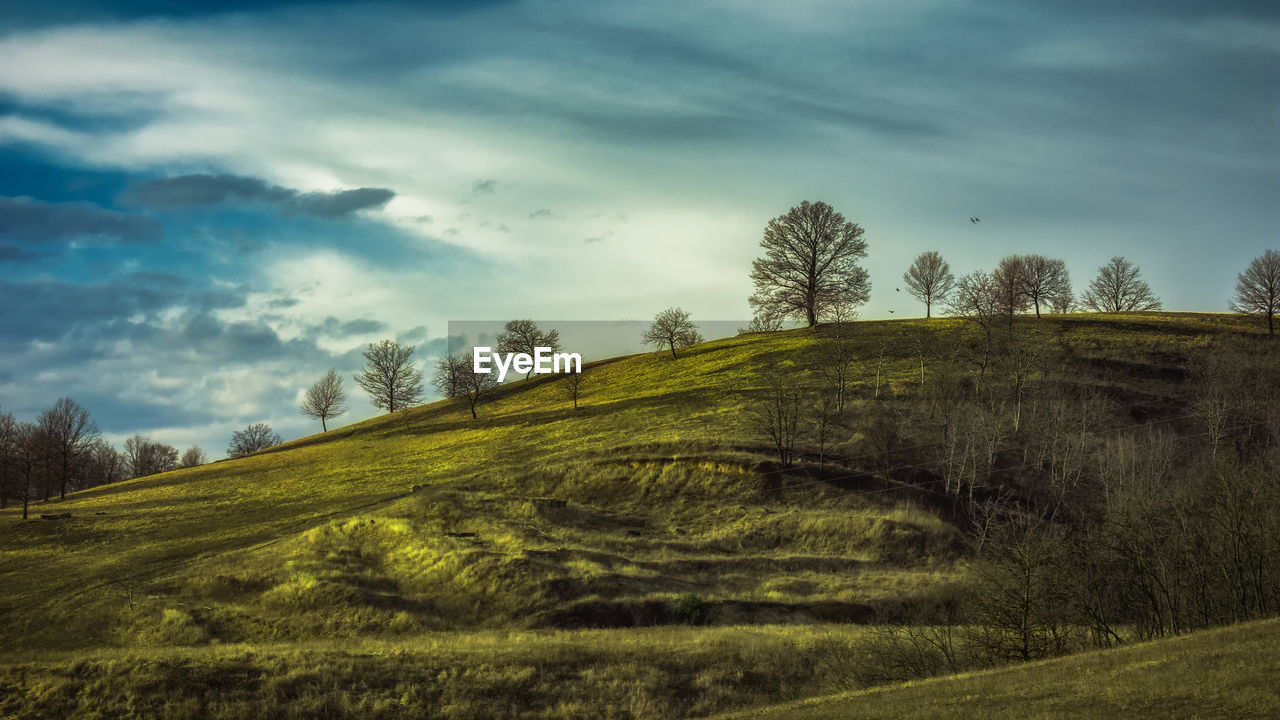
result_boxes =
[669,343,677,360]
[321,417,327,432]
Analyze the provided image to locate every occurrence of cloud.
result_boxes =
[470,179,498,195]
[528,208,552,218]
[0,195,162,245]
[120,174,395,218]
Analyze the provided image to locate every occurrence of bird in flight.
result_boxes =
[970,217,981,223]
[888,309,895,314]
[895,287,900,292]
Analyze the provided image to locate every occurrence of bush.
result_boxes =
[673,594,710,626]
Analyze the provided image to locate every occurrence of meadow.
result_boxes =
[1,311,1276,718]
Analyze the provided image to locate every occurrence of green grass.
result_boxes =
[0,311,1273,717]
[712,617,1280,720]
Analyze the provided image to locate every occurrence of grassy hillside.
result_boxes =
[713,617,1280,720]
[0,311,1273,718]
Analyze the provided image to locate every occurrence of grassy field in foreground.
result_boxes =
[0,311,1274,718]
[714,617,1280,720]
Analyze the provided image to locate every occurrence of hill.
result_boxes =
[713,616,1280,720]
[1,311,1275,718]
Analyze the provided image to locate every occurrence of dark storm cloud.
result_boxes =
[288,187,396,218]
[120,174,395,218]
[0,276,179,343]
[0,195,162,245]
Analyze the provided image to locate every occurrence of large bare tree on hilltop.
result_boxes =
[903,251,955,319]
[1230,249,1280,335]
[1081,256,1161,312]
[749,200,870,327]
[355,340,425,413]
[1018,255,1072,318]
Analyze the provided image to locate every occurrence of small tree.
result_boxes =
[947,271,1003,391]
[903,251,955,319]
[496,320,563,378]
[991,256,1030,327]
[642,307,703,359]
[743,364,805,467]
[228,423,281,458]
[179,446,207,468]
[433,350,500,419]
[301,368,348,431]
[13,422,45,520]
[1019,255,1071,319]
[1081,256,1161,312]
[1230,249,1280,335]
[561,369,590,409]
[354,340,425,413]
[749,200,871,326]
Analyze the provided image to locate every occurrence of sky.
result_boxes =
[1,0,1277,457]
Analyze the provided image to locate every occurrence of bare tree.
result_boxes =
[1230,248,1280,335]
[37,397,98,501]
[84,439,124,487]
[991,256,1030,327]
[124,435,178,478]
[947,271,1003,390]
[561,369,590,410]
[1047,288,1075,314]
[749,200,870,327]
[179,446,207,468]
[13,422,45,520]
[433,350,500,419]
[496,320,562,378]
[1081,256,1161,312]
[642,307,703,359]
[1019,255,1071,318]
[301,368,348,431]
[354,340,425,413]
[743,365,804,466]
[815,326,856,413]
[0,411,15,509]
[228,423,281,458]
[903,251,955,319]
[737,312,784,334]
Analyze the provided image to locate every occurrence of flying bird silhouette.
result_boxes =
[895,287,900,292]
[888,309,895,314]
[970,217,981,223]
